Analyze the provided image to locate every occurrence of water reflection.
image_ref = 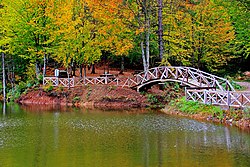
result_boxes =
[0,103,250,166]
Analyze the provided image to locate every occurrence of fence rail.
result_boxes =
[43,77,74,87]
[186,89,250,108]
[43,76,133,88]
[43,66,249,108]
[132,66,234,91]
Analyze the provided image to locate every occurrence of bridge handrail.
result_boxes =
[135,66,235,91]
[187,67,234,91]
[186,89,250,108]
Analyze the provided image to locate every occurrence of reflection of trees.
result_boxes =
[2,102,6,116]
[33,114,48,166]
[157,133,163,167]
[143,129,149,167]
[53,112,59,149]
[0,110,250,166]
[224,127,231,150]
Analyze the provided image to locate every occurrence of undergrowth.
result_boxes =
[7,75,43,101]
[169,97,224,120]
[169,97,250,121]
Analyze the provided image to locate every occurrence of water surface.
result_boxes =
[0,103,249,167]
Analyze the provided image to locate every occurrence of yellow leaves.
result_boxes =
[162,0,235,70]
[136,28,144,35]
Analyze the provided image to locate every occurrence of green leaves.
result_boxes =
[163,0,235,72]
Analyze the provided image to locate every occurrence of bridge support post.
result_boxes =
[227,91,231,108]
[204,90,207,104]
[185,87,188,101]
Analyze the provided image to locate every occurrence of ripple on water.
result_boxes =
[0,109,250,166]
[62,114,219,136]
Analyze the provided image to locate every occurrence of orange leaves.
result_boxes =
[82,0,135,56]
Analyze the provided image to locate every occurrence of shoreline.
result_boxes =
[16,85,250,131]
[162,105,250,132]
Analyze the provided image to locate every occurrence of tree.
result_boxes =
[214,0,250,72]
[3,0,54,78]
[162,0,235,72]
[48,0,136,76]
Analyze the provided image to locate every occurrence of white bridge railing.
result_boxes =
[43,66,234,91]
[128,66,234,91]
[43,66,249,108]
[186,89,250,108]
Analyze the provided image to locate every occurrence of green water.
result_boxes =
[0,103,249,167]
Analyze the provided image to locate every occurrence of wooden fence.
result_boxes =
[186,88,250,108]
[43,76,137,88]
[43,66,250,108]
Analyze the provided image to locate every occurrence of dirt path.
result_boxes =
[236,82,250,91]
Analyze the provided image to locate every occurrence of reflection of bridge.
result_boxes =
[43,66,250,108]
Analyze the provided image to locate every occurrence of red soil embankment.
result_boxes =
[17,85,149,110]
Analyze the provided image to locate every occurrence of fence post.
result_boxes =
[175,68,178,79]
[155,68,158,79]
[204,90,207,104]
[105,77,107,84]
[227,91,231,107]
[185,87,187,101]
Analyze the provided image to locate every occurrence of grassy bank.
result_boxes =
[163,97,250,130]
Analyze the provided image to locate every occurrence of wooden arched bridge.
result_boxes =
[43,66,250,108]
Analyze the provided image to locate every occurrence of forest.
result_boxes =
[0,0,249,99]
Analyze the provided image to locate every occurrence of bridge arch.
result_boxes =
[135,78,197,92]
[131,66,234,92]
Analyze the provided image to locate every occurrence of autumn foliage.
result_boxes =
[0,0,249,80]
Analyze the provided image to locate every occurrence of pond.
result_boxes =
[0,103,250,167]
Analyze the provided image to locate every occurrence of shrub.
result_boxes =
[42,82,53,92]
[86,87,92,100]
[73,96,81,102]
[147,94,158,104]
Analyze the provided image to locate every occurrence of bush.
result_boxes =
[73,96,81,102]
[223,76,242,90]
[147,94,158,104]
[42,82,53,92]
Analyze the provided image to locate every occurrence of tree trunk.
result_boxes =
[138,0,149,72]
[191,17,195,68]
[80,64,83,78]
[67,67,70,89]
[43,53,46,77]
[167,0,173,61]
[2,52,6,102]
[35,61,40,78]
[158,0,164,61]
[11,55,15,89]
[72,61,76,76]
[145,26,150,70]
[83,65,87,85]
[91,64,95,74]
[84,65,87,78]
[120,56,125,74]
[141,39,147,71]
[145,0,150,71]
